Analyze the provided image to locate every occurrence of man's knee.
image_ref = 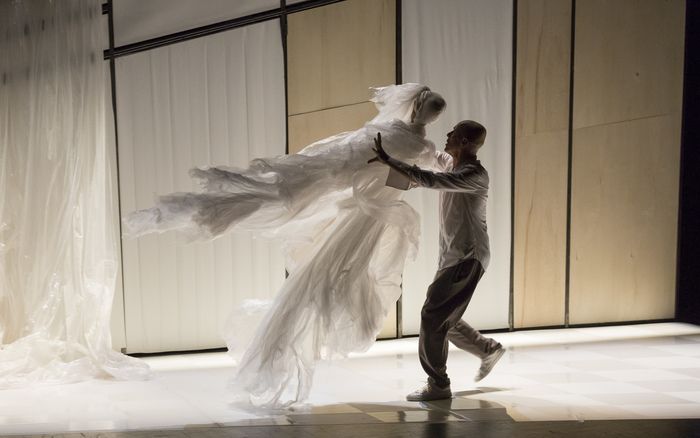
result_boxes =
[421,309,448,333]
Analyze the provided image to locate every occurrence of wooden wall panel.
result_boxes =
[570,116,680,323]
[570,0,684,324]
[573,0,685,130]
[287,0,396,338]
[287,0,395,116]
[514,0,571,328]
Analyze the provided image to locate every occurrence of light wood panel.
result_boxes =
[573,0,685,130]
[570,115,680,323]
[288,102,377,154]
[514,0,571,328]
[287,0,395,116]
[570,0,684,324]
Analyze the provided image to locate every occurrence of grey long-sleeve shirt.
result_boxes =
[386,151,490,271]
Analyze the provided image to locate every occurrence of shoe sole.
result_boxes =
[474,348,505,382]
[406,392,452,402]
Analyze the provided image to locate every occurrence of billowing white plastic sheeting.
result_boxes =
[116,21,287,353]
[113,0,279,47]
[401,0,513,332]
[0,0,150,387]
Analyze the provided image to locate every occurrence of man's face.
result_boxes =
[444,125,463,156]
[445,122,485,157]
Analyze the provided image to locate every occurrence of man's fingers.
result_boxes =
[367,157,378,164]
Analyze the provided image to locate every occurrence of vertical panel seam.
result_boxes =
[509,0,517,332]
[106,0,129,353]
[281,1,290,282]
[281,0,289,155]
[565,0,576,328]
[675,1,690,322]
[396,0,402,339]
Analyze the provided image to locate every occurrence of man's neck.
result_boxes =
[453,152,478,167]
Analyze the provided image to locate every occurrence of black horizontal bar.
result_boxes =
[102,2,108,15]
[287,0,345,14]
[103,0,346,60]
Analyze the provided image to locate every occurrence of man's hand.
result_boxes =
[368,132,391,164]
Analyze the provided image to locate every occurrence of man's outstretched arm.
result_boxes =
[369,133,486,193]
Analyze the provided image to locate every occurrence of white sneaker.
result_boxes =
[474,346,505,382]
[406,383,452,401]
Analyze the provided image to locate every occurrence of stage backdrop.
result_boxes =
[401,0,513,333]
[513,0,684,327]
[114,21,286,353]
[109,0,685,353]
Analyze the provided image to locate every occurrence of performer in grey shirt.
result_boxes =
[370,120,505,401]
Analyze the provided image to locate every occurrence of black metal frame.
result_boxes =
[508,0,518,331]
[395,0,403,339]
[102,0,345,61]
[564,0,577,328]
[101,0,407,350]
[104,0,129,353]
[281,0,290,155]
[676,0,700,325]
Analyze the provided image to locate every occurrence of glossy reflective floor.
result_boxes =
[1,323,700,436]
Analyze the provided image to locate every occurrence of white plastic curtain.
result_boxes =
[401,0,513,332]
[0,0,149,386]
[115,21,287,353]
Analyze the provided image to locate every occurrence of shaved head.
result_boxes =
[454,120,487,146]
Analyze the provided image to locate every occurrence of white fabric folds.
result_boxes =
[124,83,442,406]
[0,0,150,387]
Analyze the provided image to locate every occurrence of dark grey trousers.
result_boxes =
[419,258,501,389]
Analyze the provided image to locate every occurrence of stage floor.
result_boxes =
[1,323,700,436]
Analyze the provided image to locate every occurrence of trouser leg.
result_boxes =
[418,259,484,389]
[447,320,501,359]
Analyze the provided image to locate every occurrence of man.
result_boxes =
[370,120,505,401]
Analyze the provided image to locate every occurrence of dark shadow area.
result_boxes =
[678,0,700,325]
[35,418,700,437]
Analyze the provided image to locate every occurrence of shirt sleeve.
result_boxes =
[385,157,487,193]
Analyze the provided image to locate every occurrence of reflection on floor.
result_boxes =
[0,323,699,436]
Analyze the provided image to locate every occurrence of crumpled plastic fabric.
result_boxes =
[0,0,151,388]
[124,83,443,406]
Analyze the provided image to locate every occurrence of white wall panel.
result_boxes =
[113,0,278,46]
[402,0,513,333]
[116,21,286,353]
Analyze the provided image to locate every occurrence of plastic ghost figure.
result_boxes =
[123,83,446,407]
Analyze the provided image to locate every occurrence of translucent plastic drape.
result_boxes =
[0,0,150,387]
